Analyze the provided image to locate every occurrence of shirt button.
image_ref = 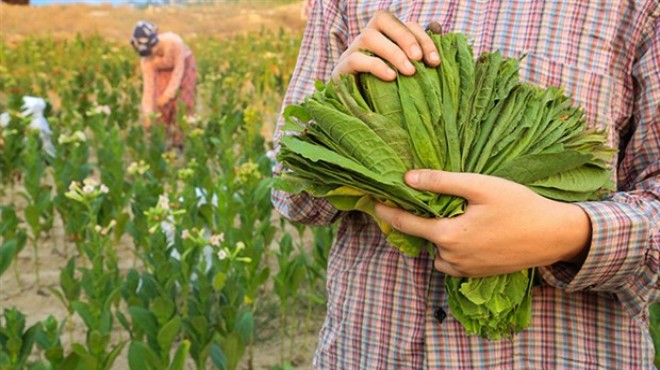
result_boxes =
[434,307,447,324]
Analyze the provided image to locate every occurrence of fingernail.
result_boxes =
[386,68,396,78]
[410,45,422,59]
[429,51,440,64]
[426,21,443,35]
[404,60,415,73]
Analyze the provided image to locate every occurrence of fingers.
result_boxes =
[433,254,464,277]
[332,44,399,81]
[374,203,447,241]
[333,11,439,78]
[404,170,501,203]
[369,11,424,60]
[405,21,440,66]
[368,12,439,72]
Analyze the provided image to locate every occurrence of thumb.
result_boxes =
[405,169,496,202]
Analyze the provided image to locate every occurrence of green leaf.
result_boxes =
[103,341,127,370]
[220,332,244,370]
[24,205,41,233]
[115,312,131,333]
[335,75,413,168]
[490,151,591,184]
[168,340,190,370]
[385,230,428,257]
[71,302,94,329]
[88,330,107,357]
[70,343,88,357]
[397,71,443,170]
[128,341,161,370]
[27,361,51,370]
[128,307,159,338]
[528,187,597,202]
[150,297,175,326]
[58,352,97,370]
[210,342,227,370]
[57,354,78,370]
[303,99,408,180]
[0,240,17,277]
[529,164,612,193]
[282,104,310,128]
[213,272,227,291]
[235,311,254,344]
[359,70,404,125]
[156,316,180,356]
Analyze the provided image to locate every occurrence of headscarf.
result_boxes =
[131,21,159,57]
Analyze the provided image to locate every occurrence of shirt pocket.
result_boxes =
[515,52,624,133]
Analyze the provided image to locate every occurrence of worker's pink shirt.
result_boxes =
[140,32,192,115]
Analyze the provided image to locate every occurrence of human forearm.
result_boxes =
[540,189,659,292]
[141,59,156,115]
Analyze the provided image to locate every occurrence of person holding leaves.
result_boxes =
[273,2,659,368]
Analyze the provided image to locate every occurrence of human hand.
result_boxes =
[331,11,441,80]
[157,95,171,107]
[374,170,592,278]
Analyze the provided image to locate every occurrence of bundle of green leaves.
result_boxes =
[275,32,614,339]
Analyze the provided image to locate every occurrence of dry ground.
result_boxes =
[0,1,307,43]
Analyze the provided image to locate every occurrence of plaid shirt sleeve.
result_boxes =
[270,0,348,226]
[539,14,660,318]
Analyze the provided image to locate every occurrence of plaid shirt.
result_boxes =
[272,1,660,368]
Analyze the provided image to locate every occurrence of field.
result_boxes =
[0,2,329,369]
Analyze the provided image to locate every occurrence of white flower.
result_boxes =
[68,181,80,192]
[99,184,109,194]
[236,241,245,251]
[127,160,149,176]
[182,229,190,240]
[157,195,170,211]
[94,105,111,115]
[0,112,10,128]
[127,162,138,174]
[185,115,198,125]
[217,249,228,260]
[82,185,95,194]
[74,131,87,142]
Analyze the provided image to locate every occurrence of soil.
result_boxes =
[0,2,307,43]
[0,195,321,369]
